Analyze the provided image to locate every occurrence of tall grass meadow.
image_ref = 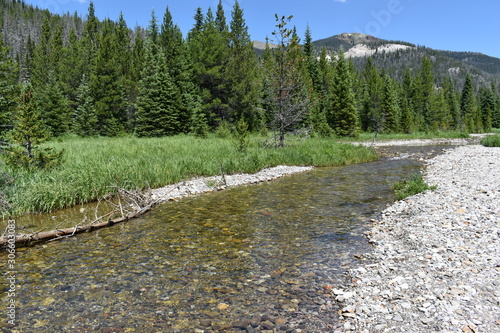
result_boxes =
[1,134,378,215]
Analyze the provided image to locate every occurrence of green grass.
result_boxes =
[0,134,378,216]
[480,134,500,147]
[338,131,470,142]
[392,173,437,201]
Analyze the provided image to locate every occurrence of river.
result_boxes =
[0,146,451,332]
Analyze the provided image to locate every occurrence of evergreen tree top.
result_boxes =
[147,9,159,44]
[215,0,228,33]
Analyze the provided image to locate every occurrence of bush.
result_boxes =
[232,117,250,152]
[480,134,500,147]
[215,121,231,138]
[392,173,436,200]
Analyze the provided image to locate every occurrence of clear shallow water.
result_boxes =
[1,148,443,332]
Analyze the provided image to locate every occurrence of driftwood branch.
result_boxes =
[0,188,160,248]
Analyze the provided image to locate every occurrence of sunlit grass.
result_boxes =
[1,134,378,216]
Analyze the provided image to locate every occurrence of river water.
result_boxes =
[0,146,451,332]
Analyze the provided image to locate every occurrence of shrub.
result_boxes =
[393,173,436,200]
[215,121,231,138]
[480,134,500,147]
[232,117,250,152]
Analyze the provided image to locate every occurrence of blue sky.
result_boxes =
[25,0,500,58]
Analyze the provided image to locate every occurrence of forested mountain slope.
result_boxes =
[314,34,500,88]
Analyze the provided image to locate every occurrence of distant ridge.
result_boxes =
[253,32,500,87]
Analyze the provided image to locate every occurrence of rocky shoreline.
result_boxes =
[336,145,500,332]
[354,134,488,147]
[150,165,314,203]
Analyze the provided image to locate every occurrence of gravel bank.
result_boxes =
[355,138,478,147]
[150,165,314,202]
[336,145,500,332]
[352,134,493,147]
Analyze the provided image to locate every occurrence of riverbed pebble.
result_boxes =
[338,145,500,332]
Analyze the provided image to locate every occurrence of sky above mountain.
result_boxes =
[24,0,500,58]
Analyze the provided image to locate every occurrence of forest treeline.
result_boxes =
[1,0,499,144]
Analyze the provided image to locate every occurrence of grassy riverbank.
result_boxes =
[0,134,378,216]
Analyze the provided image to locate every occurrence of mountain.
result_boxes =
[440,50,500,75]
[313,33,415,58]
[253,33,500,88]
[312,33,500,88]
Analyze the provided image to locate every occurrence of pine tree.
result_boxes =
[303,26,322,93]
[303,26,328,136]
[0,32,19,138]
[59,28,85,113]
[380,74,400,133]
[260,39,277,128]
[131,31,145,83]
[233,116,250,152]
[147,9,160,45]
[3,82,63,170]
[415,56,435,130]
[20,34,35,82]
[399,94,415,134]
[460,75,478,133]
[90,19,127,136]
[431,87,452,131]
[361,58,383,132]
[81,1,100,75]
[136,39,181,137]
[115,12,132,78]
[160,6,195,133]
[189,7,231,127]
[479,86,494,132]
[399,67,417,133]
[442,76,461,130]
[129,30,145,127]
[491,82,500,129]
[328,49,358,137]
[190,104,209,138]
[225,0,261,129]
[215,0,228,33]
[50,25,64,76]
[115,12,135,130]
[37,72,70,137]
[30,17,52,90]
[309,47,333,136]
[188,7,204,41]
[160,6,183,68]
[402,67,415,102]
[74,75,98,136]
[176,44,205,134]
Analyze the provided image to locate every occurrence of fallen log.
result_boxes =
[0,194,160,248]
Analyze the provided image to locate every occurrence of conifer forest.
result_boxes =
[1,0,499,146]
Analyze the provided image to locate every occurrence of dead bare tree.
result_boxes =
[262,15,312,148]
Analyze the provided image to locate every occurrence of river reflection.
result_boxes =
[1,148,444,332]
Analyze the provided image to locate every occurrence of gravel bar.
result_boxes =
[150,165,314,202]
[336,145,500,332]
